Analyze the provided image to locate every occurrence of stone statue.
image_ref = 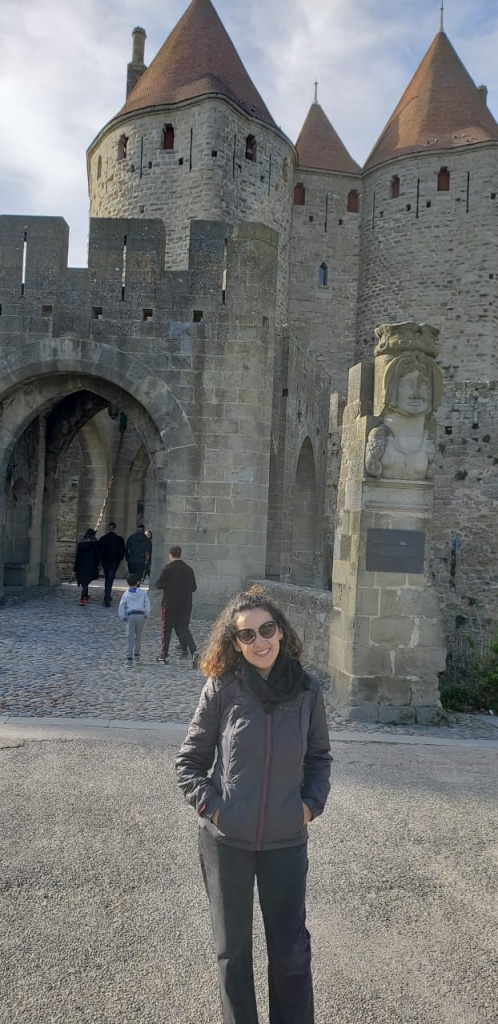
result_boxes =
[365,322,443,481]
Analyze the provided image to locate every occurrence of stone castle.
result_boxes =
[1,0,497,718]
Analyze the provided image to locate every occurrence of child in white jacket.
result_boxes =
[119,573,151,664]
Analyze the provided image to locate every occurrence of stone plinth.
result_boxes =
[330,350,447,725]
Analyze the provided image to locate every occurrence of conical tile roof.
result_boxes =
[118,0,276,127]
[364,31,498,171]
[296,103,360,174]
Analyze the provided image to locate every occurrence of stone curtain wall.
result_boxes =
[88,98,294,325]
[288,167,361,393]
[432,381,498,634]
[357,145,498,381]
[0,215,279,611]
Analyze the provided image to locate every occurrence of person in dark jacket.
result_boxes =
[155,545,197,665]
[125,524,151,581]
[175,585,332,1024]
[99,522,125,607]
[73,529,101,606]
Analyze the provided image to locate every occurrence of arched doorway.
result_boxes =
[0,373,164,591]
[290,438,318,585]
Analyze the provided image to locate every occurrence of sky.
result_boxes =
[1,0,498,266]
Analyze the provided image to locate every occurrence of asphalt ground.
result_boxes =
[1,720,496,1024]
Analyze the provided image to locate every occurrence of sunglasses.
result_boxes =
[234,620,278,645]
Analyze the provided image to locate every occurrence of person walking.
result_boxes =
[118,572,151,665]
[175,586,332,1024]
[125,524,152,581]
[155,545,197,665]
[99,522,125,607]
[73,529,101,606]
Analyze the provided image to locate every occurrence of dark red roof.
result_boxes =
[296,103,360,174]
[119,0,276,127]
[364,31,498,170]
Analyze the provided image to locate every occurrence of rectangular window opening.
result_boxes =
[42,305,53,317]
[0,304,3,315]
[445,426,453,435]
[211,150,218,157]
[92,306,103,320]
[193,310,203,323]
[143,308,153,321]
[262,316,269,329]
[178,157,184,166]
[282,387,289,398]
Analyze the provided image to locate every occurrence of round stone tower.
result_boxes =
[357,30,498,381]
[87,0,295,323]
[289,98,361,391]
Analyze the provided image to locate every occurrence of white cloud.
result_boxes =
[1,0,497,266]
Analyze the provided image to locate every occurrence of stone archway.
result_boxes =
[0,372,167,593]
[290,437,319,585]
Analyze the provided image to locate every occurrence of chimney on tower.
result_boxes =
[126,27,147,97]
[477,84,488,105]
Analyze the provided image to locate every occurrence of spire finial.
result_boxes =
[440,0,444,31]
[314,81,318,104]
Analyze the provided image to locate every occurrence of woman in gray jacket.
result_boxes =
[175,586,332,1024]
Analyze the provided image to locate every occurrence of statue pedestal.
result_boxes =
[329,356,447,725]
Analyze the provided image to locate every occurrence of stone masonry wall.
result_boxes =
[288,167,361,393]
[0,214,279,612]
[88,98,294,324]
[432,381,498,637]
[357,144,498,380]
[267,330,331,586]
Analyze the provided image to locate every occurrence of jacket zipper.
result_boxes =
[256,714,272,850]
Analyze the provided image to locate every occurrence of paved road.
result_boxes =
[1,719,496,1024]
[1,586,497,742]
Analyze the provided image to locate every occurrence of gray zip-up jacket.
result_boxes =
[175,669,331,851]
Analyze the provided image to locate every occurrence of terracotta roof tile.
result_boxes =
[364,31,498,171]
[296,103,360,174]
[118,0,276,127]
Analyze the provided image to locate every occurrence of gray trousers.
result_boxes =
[126,614,146,658]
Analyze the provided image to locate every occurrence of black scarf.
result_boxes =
[238,650,309,712]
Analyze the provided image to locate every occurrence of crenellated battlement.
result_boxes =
[0,215,278,345]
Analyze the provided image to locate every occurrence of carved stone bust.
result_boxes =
[365,322,443,481]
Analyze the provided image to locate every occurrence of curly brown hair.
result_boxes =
[198,585,303,679]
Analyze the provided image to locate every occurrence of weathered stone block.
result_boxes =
[370,616,413,645]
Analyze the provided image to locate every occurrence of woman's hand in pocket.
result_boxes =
[302,802,313,825]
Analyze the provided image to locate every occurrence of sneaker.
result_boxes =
[179,651,189,660]
[126,657,133,666]
[156,656,169,665]
[192,652,199,669]
[134,653,140,662]
[103,600,110,607]
[79,599,86,607]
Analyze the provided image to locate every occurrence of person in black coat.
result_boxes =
[125,524,152,581]
[99,522,126,607]
[155,545,197,664]
[74,529,101,606]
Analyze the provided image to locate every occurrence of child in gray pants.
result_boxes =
[119,573,151,664]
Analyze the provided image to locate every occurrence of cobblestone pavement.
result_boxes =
[1,584,497,741]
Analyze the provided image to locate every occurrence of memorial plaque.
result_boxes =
[366,528,425,574]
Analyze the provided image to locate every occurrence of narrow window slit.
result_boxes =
[21,230,27,294]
